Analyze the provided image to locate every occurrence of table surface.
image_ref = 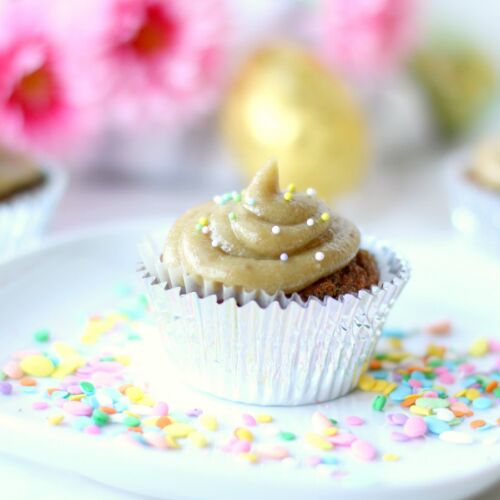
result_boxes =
[2,152,500,500]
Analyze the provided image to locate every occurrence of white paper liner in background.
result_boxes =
[0,164,66,261]
[139,235,410,405]
[445,155,500,259]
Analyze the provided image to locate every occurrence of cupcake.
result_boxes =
[446,138,500,257]
[141,161,409,405]
[0,148,66,259]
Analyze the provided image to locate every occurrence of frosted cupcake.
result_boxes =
[0,148,65,260]
[446,138,500,257]
[141,162,409,405]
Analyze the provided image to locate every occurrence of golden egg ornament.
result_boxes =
[221,45,368,200]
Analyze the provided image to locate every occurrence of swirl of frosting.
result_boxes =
[163,161,360,294]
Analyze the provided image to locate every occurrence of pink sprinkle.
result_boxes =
[312,411,333,432]
[329,433,356,446]
[144,432,168,449]
[306,456,322,467]
[391,431,411,442]
[434,367,448,374]
[221,438,239,453]
[408,379,422,388]
[153,401,169,416]
[232,439,251,453]
[422,391,438,398]
[403,416,427,438]
[254,444,289,460]
[91,372,117,386]
[387,413,408,426]
[241,413,257,427]
[32,401,49,410]
[3,361,23,379]
[63,401,92,416]
[458,363,476,375]
[489,340,500,353]
[67,385,83,395]
[85,424,101,435]
[438,373,455,384]
[346,416,364,426]
[351,440,376,461]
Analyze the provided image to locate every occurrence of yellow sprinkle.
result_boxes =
[198,216,209,226]
[188,431,208,448]
[125,386,144,402]
[235,428,254,442]
[137,395,155,407]
[320,212,330,222]
[199,415,218,431]
[373,380,389,393]
[305,432,333,451]
[386,352,409,362]
[48,414,64,425]
[141,417,159,427]
[383,382,398,396]
[427,344,446,358]
[389,339,403,350]
[164,423,195,438]
[52,342,77,357]
[69,394,85,401]
[454,389,467,398]
[469,338,489,357]
[165,435,180,449]
[323,427,338,437]
[240,452,258,464]
[465,388,481,401]
[410,405,431,416]
[115,355,131,366]
[255,414,273,423]
[20,355,54,377]
[51,358,82,378]
[383,453,400,462]
[287,183,296,193]
[283,192,293,202]
[358,374,376,391]
[124,410,140,418]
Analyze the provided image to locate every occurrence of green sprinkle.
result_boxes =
[415,397,449,409]
[137,294,148,308]
[128,332,141,341]
[195,223,203,231]
[100,356,114,362]
[0,372,5,381]
[372,395,387,411]
[80,381,95,395]
[232,192,241,202]
[33,329,50,342]
[427,359,443,368]
[92,409,110,426]
[493,387,500,398]
[278,431,296,441]
[329,418,338,425]
[228,212,236,221]
[123,416,141,428]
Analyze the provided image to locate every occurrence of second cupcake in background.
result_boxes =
[141,161,409,405]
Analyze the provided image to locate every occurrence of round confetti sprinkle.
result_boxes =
[228,212,236,221]
[272,225,281,234]
[306,188,316,196]
[280,253,288,262]
[306,218,314,226]
[33,329,50,342]
[283,192,293,202]
[320,212,330,222]
[346,416,364,426]
[314,251,325,262]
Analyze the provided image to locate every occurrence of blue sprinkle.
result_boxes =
[424,416,450,435]
[72,416,92,432]
[473,397,492,410]
[476,424,494,432]
[457,397,471,405]
[20,386,37,394]
[390,385,412,402]
[321,456,339,465]
[382,328,407,339]
[372,371,389,380]
[411,371,426,381]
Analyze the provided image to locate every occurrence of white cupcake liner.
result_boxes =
[139,236,410,405]
[445,152,500,258]
[0,164,66,261]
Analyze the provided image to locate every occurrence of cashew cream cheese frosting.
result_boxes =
[163,161,360,294]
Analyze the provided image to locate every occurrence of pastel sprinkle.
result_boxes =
[320,212,330,222]
[234,428,254,442]
[278,431,296,441]
[63,401,93,417]
[0,381,13,395]
[48,414,64,425]
[383,453,400,462]
[314,251,325,262]
[271,225,280,234]
[188,431,208,448]
[346,416,364,426]
[351,440,376,461]
[255,414,273,424]
[241,414,256,427]
[306,188,316,196]
[254,444,289,460]
[472,397,492,410]
[32,401,49,410]
[372,395,387,411]
[306,218,314,226]
[403,416,427,438]
[439,431,475,445]
[199,415,218,431]
[283,192,293,202]
[311,411,333,432]
[305,432,333,451]
[20,355,54,377]
[280,253,288,262]
[33,329,50,342]
[228,212,236,221]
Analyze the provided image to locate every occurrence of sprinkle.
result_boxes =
[387,413,408,426]
[202,226,210,234]
[280,253,288,262]
[305,432,333,450]
[314,251,325,262]
[20,355,54,377]
[240,452,258,464]
[424,320,452,335]
[346,416,364,426]
[439,431,475,445]
[283,192,293,202]
[3,361,23,379]
[188,431,208,448]
[198,415,219,432]
[80,381,95,395]
[228,212,236,221]
[92,409,110,426]
[241,414,257,427]
[351,440,376,461]
[234,428,254,442]
[246,197,256,206]
[198,217,209,226]
[272,225,281,234]
[311,411,333,432]
[470,419,486,429]
[469,338,489,357]
[330,433,356,446]
[383,453,400,462]
[306,188,316,196]
[164,424,194,438]
[255,414,273,424]
[48,414,64,425]
[32,401,49,410]
[125,386,144,402]
[0,382,12,395]
[211,240,218,248]
[278,431,296,441]
[232,192,241,203]
[320,212,330,222]
[472,397,492,410]
[465,388,481,401]
[306,218,314,226]
[63,401,93,417]
[33,329,50,342]
[143,432,168,449]
[287,183,296,192]
[372,395,387,411]
[403,416,427,438]
[255,444,289,460]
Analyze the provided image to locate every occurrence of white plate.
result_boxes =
[0,219,499,500]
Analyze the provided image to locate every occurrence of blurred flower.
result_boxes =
[0,1,97,153]
[319,0,416,78]
[97,0,228,125]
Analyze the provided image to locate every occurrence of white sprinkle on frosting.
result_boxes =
[306,218,314,226]
[306,188,316,197]
[315,251,325,262]
[272,225,280,235]
[280,253,288,262]
[202,226,210,234]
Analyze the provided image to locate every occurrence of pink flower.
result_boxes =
[319,0,416,77]
[0,1,97,153]
[96,0,228,125]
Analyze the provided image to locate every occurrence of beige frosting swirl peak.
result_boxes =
[163,161,360,293]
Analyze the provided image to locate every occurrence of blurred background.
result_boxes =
[1,0,499,257]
